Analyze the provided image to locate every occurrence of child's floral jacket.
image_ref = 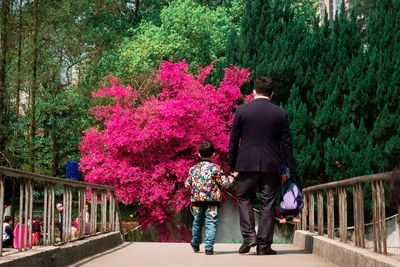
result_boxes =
[185,160,234,203]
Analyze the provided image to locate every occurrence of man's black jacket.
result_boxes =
[228,98,295,174]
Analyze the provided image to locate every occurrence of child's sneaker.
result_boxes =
[191,243,200,253]
[205,250,214,255]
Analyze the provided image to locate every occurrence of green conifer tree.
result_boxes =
[285,85,321,184]
[368,0,400,168]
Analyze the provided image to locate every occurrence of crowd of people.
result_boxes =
[2,203,91,249]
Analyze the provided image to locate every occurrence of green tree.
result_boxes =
[0,0,12,166]
[5,0,144,174]
[324,120,384,180]
[367,0,400,168]
[99,0,243,82]
[224,0,316,98]
[285,86,321,183]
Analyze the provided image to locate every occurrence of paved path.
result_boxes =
[72,242,337,267]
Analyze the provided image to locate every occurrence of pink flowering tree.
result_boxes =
[79,60,249,231]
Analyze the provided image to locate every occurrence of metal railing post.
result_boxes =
[0,176,4,256]
[372,181,378,252]
[51,184,55,245]
[28,179,33,249]
[109,194,114,231]
[62,185,66,242]
[83,189,86,237]
[0,166,120,256]
[327,189,334,239]
[338,187,347,243]
[353,184,359,246]
[78,189,82,238]
[302,193,308,231]
[309,193,314,233]
[317,191,324,235]
[112,191,121,232]
[353,183,365,248]
[23,179,28,251]
[101,191,106,233]
[18,181,24,252]
[43,185,48,246]
[380,180,387,255]
[91,190,97,235]
[359,184,365,248]
[67,186,72,241]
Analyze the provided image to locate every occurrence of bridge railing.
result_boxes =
[0,166,121,257]
[301,172,395,255]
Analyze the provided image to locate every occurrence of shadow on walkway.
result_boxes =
[211,248,311,256]
[275,249,310,255]
[71,242,134,267]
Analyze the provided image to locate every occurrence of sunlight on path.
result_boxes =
[72,242,336,267]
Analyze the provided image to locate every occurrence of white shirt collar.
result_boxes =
[254,95,271,100]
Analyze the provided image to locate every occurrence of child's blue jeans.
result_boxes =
[191,205,219,251]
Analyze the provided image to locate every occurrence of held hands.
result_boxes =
[230,171,239,178]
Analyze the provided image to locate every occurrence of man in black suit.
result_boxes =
[229,76,295,255]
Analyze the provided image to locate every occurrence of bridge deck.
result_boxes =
[72,242,336,267]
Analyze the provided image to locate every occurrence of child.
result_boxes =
[2,216,13,248]
[278,167,302,224]
[185,141,234,255]
[13,219,30,249]
[32,215,43,246]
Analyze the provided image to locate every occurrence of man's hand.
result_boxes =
[231,171,239,178]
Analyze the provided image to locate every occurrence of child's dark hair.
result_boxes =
[199,141,215,158]
[4,216,12,223]
[390,166,400,205]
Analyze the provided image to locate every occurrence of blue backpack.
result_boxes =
[279,168,304,216]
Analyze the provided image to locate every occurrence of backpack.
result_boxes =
[279,179,304,216]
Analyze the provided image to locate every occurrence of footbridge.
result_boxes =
[0,167,399,267]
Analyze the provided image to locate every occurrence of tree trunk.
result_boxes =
[51,112,59,177]
[16,0,23,116]
[134,0,140,23]
[29,0,40,172]
[0,0,11,165]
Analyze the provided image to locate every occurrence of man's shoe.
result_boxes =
[257,247,277,255]
[238,241,257,254]
[205,250,214,255]
[191,243,200,253]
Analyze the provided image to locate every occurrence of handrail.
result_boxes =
[301,171,394,255]
[0,166,121,257]
[302,172,392,193]
[0,166,113,190]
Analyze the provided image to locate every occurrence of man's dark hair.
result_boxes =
[254,76,273,96]
[199,141,215,158]
[4,216,12,223]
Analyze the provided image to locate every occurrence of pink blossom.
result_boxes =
[80,61,250,230]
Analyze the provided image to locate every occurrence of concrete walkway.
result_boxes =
[72,242,336,267]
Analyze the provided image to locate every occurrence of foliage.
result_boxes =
[223,0,316,99]
[80,61,249,227]
[99,0,244,82]
[2,0,400,225]
[2,0,175,174]
[226,0,400,186]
